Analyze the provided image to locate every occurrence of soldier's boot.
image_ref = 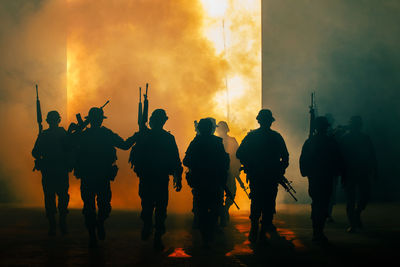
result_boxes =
[346,211,357,233]
[88,226,98,248]
[47,214,56,236]
[355,209,363,229]
[258,228,268,244]
[97,219,106,241]
[153,233,165,251]
[59,214,68,235]
[141,223,153,241]
[248,220,259,244]
[312,220,328,244]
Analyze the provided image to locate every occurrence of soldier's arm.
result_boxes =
[170,135,183,177]
[32,135,42,159]
[279,134,289,170]
[112,131,138,150]
[236,134,250,163]
[182,141,195,168]
[299,139,310,177]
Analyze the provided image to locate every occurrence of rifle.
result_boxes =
[278,176,298,202]
[68,100,110,134]
[224,184,240,210]
[138,83,149,131]
[309,92,316,138]
[237,167,250,199]
[36,84,43,135]
[129,83,150,168]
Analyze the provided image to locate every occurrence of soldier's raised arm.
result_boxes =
[110,131,138,150]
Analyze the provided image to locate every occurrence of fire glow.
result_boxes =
[66,0,261,210]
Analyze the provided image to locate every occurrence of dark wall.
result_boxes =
[262,0,400,201]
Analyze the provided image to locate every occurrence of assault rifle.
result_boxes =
[129,83,150,168]
[224,184,240,210]
[278,176,298,202]
[35,84,43,135]
[33,84,43,171]
[68,100,110,134]
[138,83,149,131]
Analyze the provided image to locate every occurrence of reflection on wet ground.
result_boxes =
[0,204,399,266]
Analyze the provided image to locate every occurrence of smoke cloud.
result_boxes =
[262,0,400,202]
[0,0,261,211]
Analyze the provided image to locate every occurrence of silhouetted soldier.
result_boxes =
[32,111,71,236]
[300,116,343,244]
[325,113,348,223]
[236,109,289,243]
[73,107,135,247]
[340,116,377,233]
[216,121,241,226]
[184,118,229,247]
[132,109,183,250]
[191,117,218,229]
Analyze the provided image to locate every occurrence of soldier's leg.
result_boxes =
[249,183,261,243]
[80,179,97,247]
[355,178,371,228]
[192,188,200,229]
[56,172,70,235]
[312,180,333,242]
[260,183,278,234]
[222,179,237,226]
[42,177,57,236]
[196,190,211,246]
[154,179,169,250]
[139,179,155,240]
[327,176,338,222]
[97,180,112,241]
[344,179,357,232]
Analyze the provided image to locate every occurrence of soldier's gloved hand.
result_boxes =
[173,175,182,192]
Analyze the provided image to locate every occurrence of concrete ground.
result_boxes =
[0,203,399,266]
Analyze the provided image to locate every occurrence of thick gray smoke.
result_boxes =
[262,0,400,202]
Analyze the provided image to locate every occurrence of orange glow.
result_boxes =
[65,0,260,210]
[168,247,192,258]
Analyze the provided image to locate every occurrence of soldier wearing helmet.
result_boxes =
[340,116,377,233]
[32,110,72,236]
[300,116,343,244]
[131,109,183,250]
[236,109,289,244]
[216,121,241,226]
[184,118,229,247]
[73,106,136,248]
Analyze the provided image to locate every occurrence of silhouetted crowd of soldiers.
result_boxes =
[32,107,377,249]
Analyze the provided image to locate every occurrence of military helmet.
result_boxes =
[46,110,61,123]
[256,109,275,122]
[314,116,330,131]
[150,109,168,121]
[217,121,230,132]
[197,118,213,135]
[85,107,107,121]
